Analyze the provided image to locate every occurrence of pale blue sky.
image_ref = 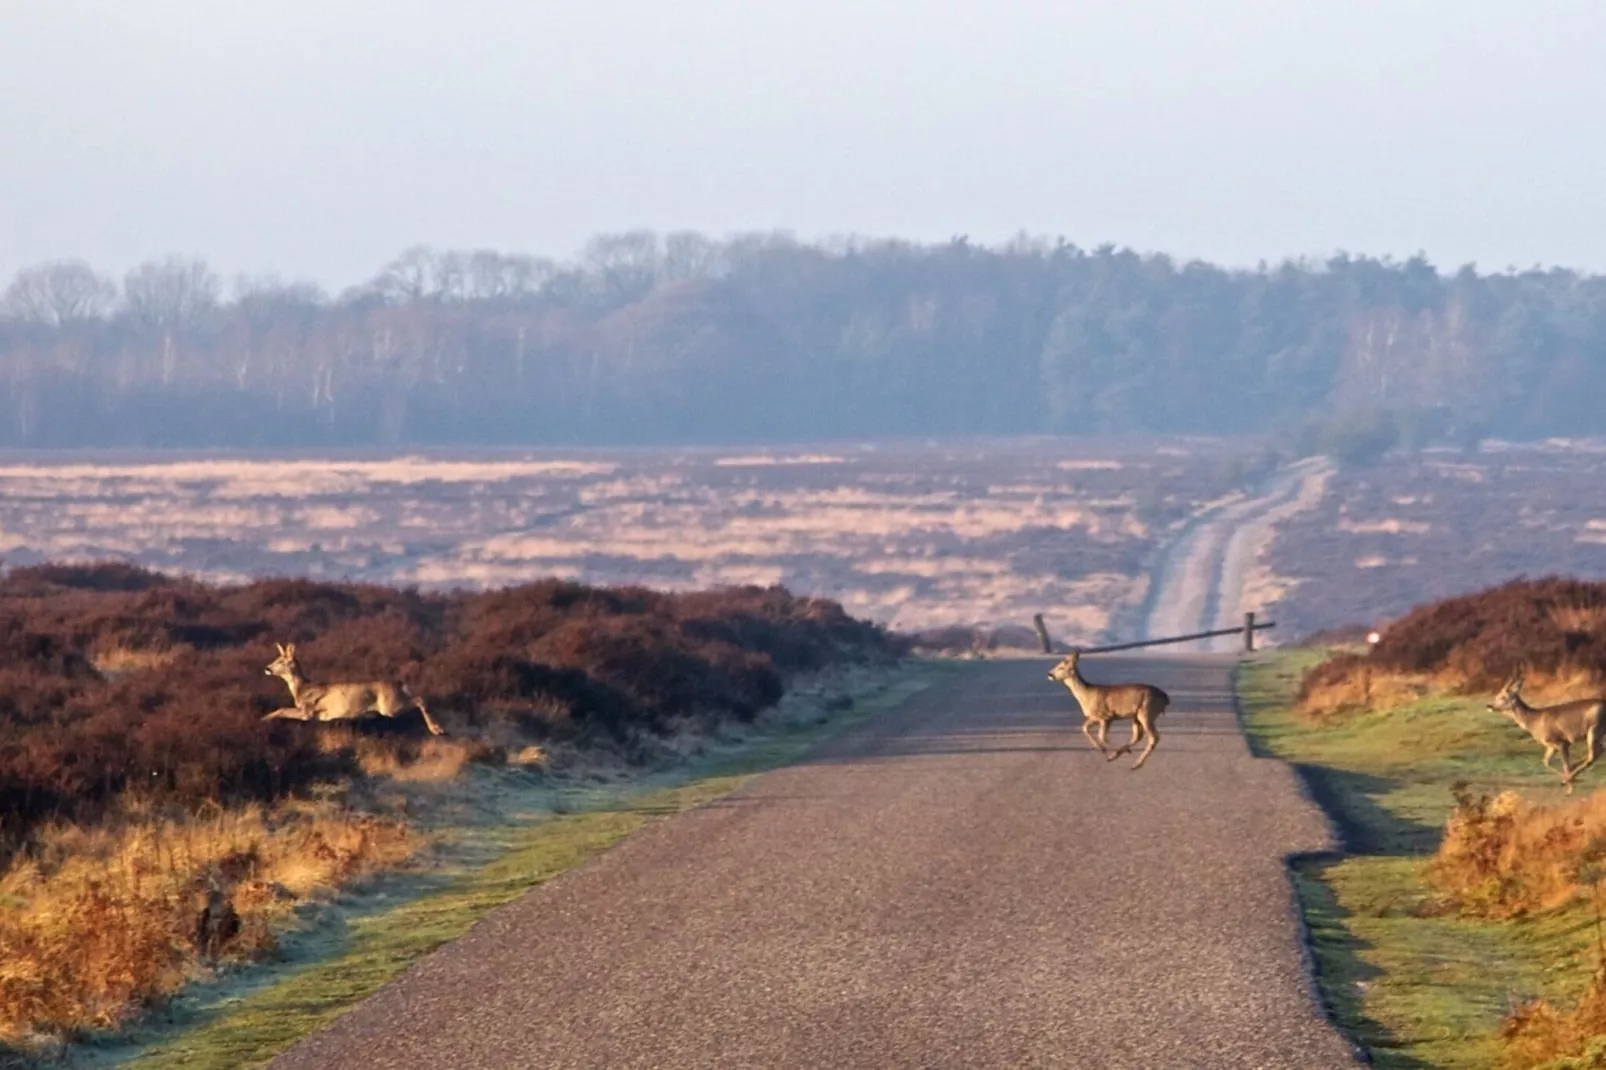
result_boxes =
[2,1,1604,289]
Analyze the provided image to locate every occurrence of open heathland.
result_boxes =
[0,438,1252,644]
[0,563,897,1059]
[0,562,893,839]
[1260,440,1606,640]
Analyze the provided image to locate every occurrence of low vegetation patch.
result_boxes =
[0,802,414,1054]
[0,562,898,1061]
[1501,978,1606,1070]
[0,562,894,841]
[1244,642,1606,1067]
[1430,786,1606,920]
[1297,576,1606,718]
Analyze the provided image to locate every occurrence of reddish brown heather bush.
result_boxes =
[1299,577,1606,711]
[0,564,894,846]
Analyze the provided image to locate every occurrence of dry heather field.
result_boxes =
[1260,439,1606,638]
[0,439,1240,647]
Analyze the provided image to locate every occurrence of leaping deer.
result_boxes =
[1488,669,1606,793]
[263,642,445,736]
[1048,651,1170,769]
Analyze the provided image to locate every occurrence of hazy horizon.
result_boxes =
[4,1,1606,290]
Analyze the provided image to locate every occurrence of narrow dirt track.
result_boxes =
[1142,461,1331,651]
[271,656,1357,1069]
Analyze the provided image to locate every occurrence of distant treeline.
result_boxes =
[2,234,1603,447]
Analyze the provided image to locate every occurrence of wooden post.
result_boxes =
[1032,614,1053,654]
[1244,611,1256,653]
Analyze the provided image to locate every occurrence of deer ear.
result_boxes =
[276,642,286,655]
[285,643,296,656]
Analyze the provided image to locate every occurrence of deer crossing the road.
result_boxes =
[1488,669,1606,793]
[263,642,445,736]
[1048,651,1171,769]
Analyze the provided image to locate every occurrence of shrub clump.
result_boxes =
[1429,787,1606,1066]
[0,567,897,846]
[1298,577,1606,715]
[0,802,415,1053]
[1501,979,1606,1069]
[1428,785,1606,919]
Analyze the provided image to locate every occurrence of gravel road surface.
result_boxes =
[271,656,1358,1069]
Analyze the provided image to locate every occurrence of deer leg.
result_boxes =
[1080,718,1107,755]
[1570,734,1600,783]
[1094,718,1114,756]
[1541,745,1559,774]
[414,699,445,737]
[263,706,311,723]
[1110,718,1144,761]
[1558,743,1576,792]
[1085,717,1114,756]
[1131,713,1160,770]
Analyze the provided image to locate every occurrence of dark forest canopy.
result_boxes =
[2,232,1603,449]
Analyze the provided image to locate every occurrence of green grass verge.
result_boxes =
[82,663,951,1070]
[1240,652,1601,1070]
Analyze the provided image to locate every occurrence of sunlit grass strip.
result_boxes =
[1239,653,1599,1069]
[91,667,946,1070]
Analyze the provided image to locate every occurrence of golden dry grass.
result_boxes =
[88,645,181,678]
[1295,666,1436,719]
[0,801,416,1054]
[1429,787,1606,919]
[1297,663,1606,721]
[1501,977,1606,1068]
[318,733,485,784]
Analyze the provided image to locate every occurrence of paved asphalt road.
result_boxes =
[271,656,1359,1069]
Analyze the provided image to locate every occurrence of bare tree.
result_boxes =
[583,231,661,303]
[466,250,554,301]
[432,251,467,302]
[226,276,328,389]
[122,257,220,385]
[503,254,554,298]
[1,261,117,326]
[721,230,801,272]
[662,232,725,281]
[372,246,436,304]
[123,256,221,329]
[233,274,327,319]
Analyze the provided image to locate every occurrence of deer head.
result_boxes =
[1048,651,1081,683]
[1488,670,1527,715]
[265,642,301,682]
